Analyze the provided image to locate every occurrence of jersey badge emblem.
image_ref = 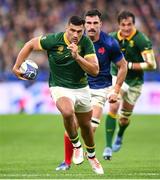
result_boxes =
[98,47,105,55]
[57,46,64,54]
[129,40,134,47]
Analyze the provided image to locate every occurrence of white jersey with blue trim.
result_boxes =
[88,31,123,89]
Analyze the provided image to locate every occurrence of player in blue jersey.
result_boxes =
[56,9,127,171]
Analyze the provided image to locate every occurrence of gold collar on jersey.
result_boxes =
[117,28,136,41]
[63,32,82,53]
[63,32,70,46]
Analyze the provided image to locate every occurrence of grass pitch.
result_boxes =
[0,114,160,179]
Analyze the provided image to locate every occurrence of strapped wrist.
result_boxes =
[128,62,133,69]
[111,89,119,95]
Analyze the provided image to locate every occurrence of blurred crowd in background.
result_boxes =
[0,0,160,81]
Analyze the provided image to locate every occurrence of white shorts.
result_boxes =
[112,75,129,93]
[112,75,142,105]
[123,84,142,105]
[49,86,92,113]
[90,86,113,108]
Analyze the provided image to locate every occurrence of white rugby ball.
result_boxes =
[20,59,38,80]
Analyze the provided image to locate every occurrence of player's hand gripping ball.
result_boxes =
[20,60,38,80]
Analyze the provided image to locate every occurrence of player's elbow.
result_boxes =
[92,71,99,77]
[147,61,157,70]
[140,61,157,70]
[118,58,127,73]
[12,66,16,74]
[25,37,40,51]
[152,62,157,70]
[123,59,128,71]
[92,65,99,76]
[88,67,99,76]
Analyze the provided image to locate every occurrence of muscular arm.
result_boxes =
[75,54,99,76]
[128,49,157,71]
[12,37,42,79]
[107,57,127,103]
[68,43,99,76]
[114,57,127,94]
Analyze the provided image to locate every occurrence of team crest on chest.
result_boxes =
[57,46,64,54]
[129,40,134,47]
[98,47,105,55]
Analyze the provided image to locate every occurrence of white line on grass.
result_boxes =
[0,172,160,177]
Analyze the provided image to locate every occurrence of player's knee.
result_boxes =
[109,101,120,114]
[119,109,132,125]
[79,120,91,132]
[91,117,100,128]
[119,118,129,125]
[61,108,74,119]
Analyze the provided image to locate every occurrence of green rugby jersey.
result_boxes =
[110,29,152,86]
[39,32,96,88]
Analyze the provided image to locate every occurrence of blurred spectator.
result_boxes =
[0,0,159,81]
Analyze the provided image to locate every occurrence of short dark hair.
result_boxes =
[117,11,135,24]
[85,9,102,20]
[68,16,85,26]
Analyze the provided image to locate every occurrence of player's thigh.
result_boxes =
[74,86,92,113]
[90,87,111,108]
[56,97,75,116]
[76,111,92,127]
[109,101,120,114]
[73,86,93,126]
[50,86,75,114]
[92,105,103,119]
[112,75,129,93]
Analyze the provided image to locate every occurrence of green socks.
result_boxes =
[117,122,129,137]
[105,113,116,148]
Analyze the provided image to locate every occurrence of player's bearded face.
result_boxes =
[85,16,101,38]
[66,24,84,44]
[119,17,135,38]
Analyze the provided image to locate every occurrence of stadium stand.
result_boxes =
[0,0,159,81]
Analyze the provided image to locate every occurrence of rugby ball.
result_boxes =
[20,59,38,80]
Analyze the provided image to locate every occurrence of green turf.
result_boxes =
[0,114,160,179]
